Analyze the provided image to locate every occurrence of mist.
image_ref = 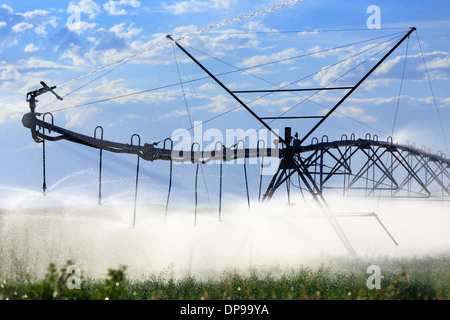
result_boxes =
[1,187,448,280]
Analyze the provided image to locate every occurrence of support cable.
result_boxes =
[391,36,409,137]
[415,31,450,154]
[178,55,213,208]
[156,33,404,145]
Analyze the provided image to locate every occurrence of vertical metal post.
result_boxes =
[388,136,393,197]
[365,134,371,197]
[131,134,141,227]
[348,133,355,196]
[311,137,318,188]
[42,137,46,195]
[319,150,324,195]
[341,134,348,198]
[319,135,328,195]
[372,135,378,197]
[408,148,412,197]
[285,128,292,204]
[94,126,104,205]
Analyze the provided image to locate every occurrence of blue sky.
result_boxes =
[0,0,449,209]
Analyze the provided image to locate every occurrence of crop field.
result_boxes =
[1,199,450,301]
[0,255,449,300]
[0,255,450,300]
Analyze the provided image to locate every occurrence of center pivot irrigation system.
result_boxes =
[22,27,450,256]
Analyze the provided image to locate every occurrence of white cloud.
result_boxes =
[18,9,50,19]
[103,2,127,15]
[60,78,138,110]
[1,8,57,37]
[64,107,98,129]
[314,56,362,87]
[12,22,34,33]
[297,81,312,87]
[67,20,98,34]
[195,94,234,113]
[122,0,141,6]
[419,54,450,71]
[0,56,79,95]
[168,26,260,57]
[162,0,236,14]
[238,48,300,68]
[110,23,142,39]
[24,43,39,52]
[158,108,189,119]
[0,104,19,125]
[61,45,94,66]
[297,30,319,36]
[1,4,13,13]
[210,0,236,9]
[308,45,355,59]
[0,65,20,81]
[20,57,78,71]
[72,0,102,19]
[365,50,450,88]
[319,105,377,122]
[163,0,206,14]
[103,0,141,15]
[244,21,278,33]
[198,83,217,91]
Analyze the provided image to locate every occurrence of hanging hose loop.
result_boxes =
[257,139,266,158]
[131,134,141,147]
[257,139,266,203]
[215,140,224,221]
[94,126,104,140]
[191,141,201,224]
[131,134,141,227]
[235,139,250,209]
[194,162,199,226]
[235,139,246,162]
[42,112,54,134]
[191,142,200,164]
[40,112,54,196]
[164,138,173,224]
[214,140,223,162]
[94,126,104,205]
[163,137,173,151]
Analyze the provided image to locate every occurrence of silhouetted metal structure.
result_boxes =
[22,27,449,255]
